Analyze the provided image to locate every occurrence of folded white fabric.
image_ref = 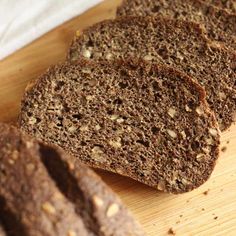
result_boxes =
[0,0,102,60]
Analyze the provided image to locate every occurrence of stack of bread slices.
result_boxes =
[2,0,235,234]
[19,0,236,195]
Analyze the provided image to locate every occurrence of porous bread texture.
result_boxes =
[204,0,236,13]
[117,0,236,50]
[19,59,220,193]
[68,16,236,131]
[0,123,144,236]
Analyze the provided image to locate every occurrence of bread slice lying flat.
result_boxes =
[0,123,144,236]
[205,0,236,13]
[19,59,220,194]
[68,16,236,131]
[117,0,236,50]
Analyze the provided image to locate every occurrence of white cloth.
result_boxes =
[0,0,102,60]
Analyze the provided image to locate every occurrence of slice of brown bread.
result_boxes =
[0,123,144,236]
[19,59,220,194]
[204,0,236,13]
[68,16,236,131]
[117,0,236,50]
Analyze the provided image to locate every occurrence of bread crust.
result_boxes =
[0,123,144,236]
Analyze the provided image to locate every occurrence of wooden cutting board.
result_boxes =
[0,0,235,235]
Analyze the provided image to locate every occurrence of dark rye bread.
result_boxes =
[19,59,220,193]
[68,16,236,131]
[117,0,236,50]
[205,0,236,13]
[0,123,144,236]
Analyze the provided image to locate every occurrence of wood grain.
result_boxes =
[0,0,235,235]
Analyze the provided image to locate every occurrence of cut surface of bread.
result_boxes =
[204,0,236,13]
[117,0,236,50]
[0,123,144,236]
[19,59,220,194]
[68,16,236,131]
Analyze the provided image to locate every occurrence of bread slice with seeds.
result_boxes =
[19,59,220,193]
[68,16,236,131]
[0,123,144,236]
[117,0,236,50]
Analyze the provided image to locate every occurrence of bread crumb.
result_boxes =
[221,146,227,152]
[168,228,176,235]
[203,189,209,195]
[201,208,205,211]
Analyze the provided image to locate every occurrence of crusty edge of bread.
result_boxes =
[67,16,210,59]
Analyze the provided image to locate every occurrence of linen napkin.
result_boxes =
[0,0,102,60]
